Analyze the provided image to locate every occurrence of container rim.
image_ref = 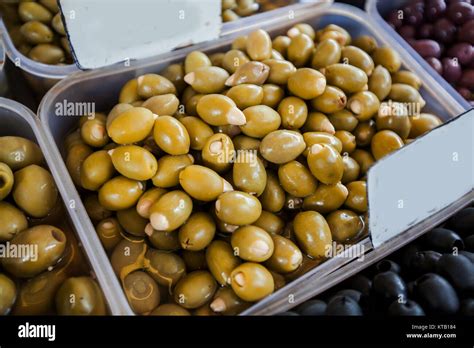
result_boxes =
[365,0,472,111]
[0,18,78,79]
[0,96,132,315]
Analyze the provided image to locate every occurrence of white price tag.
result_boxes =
[60,0,221,69]
[368,110,473,248]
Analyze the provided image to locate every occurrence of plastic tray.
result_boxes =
[0,97,128,315]
[0,19,78,96]
[0,38,7,96]
[39,2,468,316]
[365,0,472,111]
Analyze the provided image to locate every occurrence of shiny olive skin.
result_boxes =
[0,274,17,315]
[230,262,274,302]
[303,132,343,156]
[56,277,107,315]
[261,84,285,108]
[215,191,262,225]
[95,217,124,252]
[136,74,177,99]
[19,2,53,23]
[302,112,336,134]
[117,207,148,237]
[312,39,342,69]
[179,212,216,251]
[80,150,115,191]
[227,84,264,109]
[254,210,285,235]
[13,164,58,218]
[311,86,347,114]
[233,151,267,196]
[122,271,160,314]
[328,110,359,132]
[152,154,194,188]
[107,107,157,145]
[259,130,306,164]
[179,165,229,202]
[98,176,144,211]
[303,182,348,214]
[184,51,211,74]
[202,133,235,173]
[342,45,374,75]
[388,84,425,107]
[0,162,14,201]
[206,240,241,286]
[80,113,109,148]
[371,130,404,160]
[149,190,193,231]
[142,93,179,117]
[20,21,54,44]
[351,149,375,175]
[369,65,392,101]
[307,144,344,185]
[287,68,326,100]
[222,49,250,74]
[241,105,281,138]
[174,271,217,309]
[263,59,297,85]
[265,235,303,273]
[111,239,147,280]
[197,94,246,126]
[325,64,368,94]
[354,121,376,147]
[150,303,191,316]
[246,29,272,61]
[287,34,314,67]
[210,287,250,315]
[327,210,364,244]
[184,66,229,94]
[342,156,360,184]
[278,160,317,198]
[231,225,274,262]
[147,228,180,251]
[353,35,378,54]
[28,44,65,64]
[144,249,186,289]
[180,116,214,151]
[409,114,443,138]
[293,211,332,259]
[0,201,28,242]
[372,47,402,73]
[344,181,367,214]
[153,116,190,155]
[260,171,286,213]
[272,35,291,56]
[2,225,66,278]
[375,109,411,139]
[0,136,43,171]
[334,130,357,154]
[277,96,308,130]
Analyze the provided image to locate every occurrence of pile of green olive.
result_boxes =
[222,0,296,22]
[64,22,443,316]
[0,135,106,315]
[0,0,72,65]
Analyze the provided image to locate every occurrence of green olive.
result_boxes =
[254,210,285,235]
[98,176,144,211]
[354,121,376,147]
[202,133,235,173]
[179,165,230,201]
[184,51,212,74]
[311,86,347,114]
[2,225,66,278]
[0,201,28,242]
[13,164,58,218]
[83,193,112,221]
[66,143,93,187]
[184,66,229,94]
[230,262,274,302]
[293,211,332,259]
[95,217,124,252]
[40,0,60,13]
[259,130,306,164]
[371,130,404,160]
[117,207,148,237]
[347,91,380,122]
[150,303,191,316]
[372,47,401,73]
[226,84,264,110]
[345,181,367,213]
[277,96,308,130]
[225,61,270,86]
[334,130,357,154]
[160,63,187,94]
[142,94,180,116]
[328,109,359,132]
[80,113,109,148]
[265,235,303,273]
[149,190,193,231]
[375,105,411,139]
[311,39,342,69]
[151,154,193,189]
[287,68,326,100]
[259,171,286,213]
[351,149,375,175]
[261,84,285,108]
[215,191,262,225]
[107,107,157,145]
[233,151,267,196]
[56,277,107,315]
[388,83,426,108]
[153,116,190,155]
[0,274,17,315]
[28,44,65,64]
[302,112,335,134]
[0,162,14,201]
[246,29,272,61]
[0,136,43,171]
[233,135,261,152]
[272,35,291,57]
[342,45,374,75]
[325,64,368,94]
[222,49,250,74]
[51,12,65,35]
[409,113,442,138]
[352,35,378,54]
[144,249,186,289]
[287,23,316,40]
[231,225,274,262]
[241,105,281,137]
[19,2,52,23]
[179,212,216,251]
[263,59,297,85]
[136,74,176,99]
[118,79,140,104]
[182,250,207,272]
[180,116,214,151]
[196,94,246,126]
[307,144,344,185]
[20,21,54,44]
[147,228,180,251]
[174,271,217,309]
[391,70,422,90]
[210,287,250,315]
[327,209,364,244]
[342,155,360,184]
[206,240,241,286]
[369,65,392,101]
[302,182,348,214]
[278,160,317,198]
[111,238,147,280]
[122,271,160,314]
[287,34,314,67]
[109,145,158,181]
[80,150,115,191]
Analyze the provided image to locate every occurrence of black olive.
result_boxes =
[435,254,474,294]
[325,295,363,316]
[423,228,464,253]
[410,250,442,275]
[414,273,460,314]
[376,260,401,274]
[296,300,327,316]
[342,274,372,297]
[373,271,407,302]
[388,299,425,316]
[460,298,474,316]
[448,207,474,237]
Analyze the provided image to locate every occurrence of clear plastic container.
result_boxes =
[365,0,472,111]
[39,3,468,316]
[0,19,78,96]
[0,97,130,315]
[0,38,7,96]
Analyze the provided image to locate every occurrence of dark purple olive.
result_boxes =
[402,244,420,268]
[333,289,362,303]
[447,0,472,4]
[325,296,363,316]
[403,3,425,25]
[456,86,472,99]
[448,207,474,236]
[426,57,444,74]
[447,1,474,24]
[423,228,464,252]
[458,69,474,89]
[434,18,457,43]
[460,298,474,315]
[296,300,327,316]
[410,251,443,274]
[458,19,474,43]
[467,235,474,251]
[412,40,442,58]
[376,260,401,274]
[459,250,474,263]
[399,25,416,39]
[373,271,407,302]
[387,10,403,29]
[415,273,460,314]
[436,254,474,293]
[447,43,474,66]
[388,299,426,316]
[343,274,372,297]
[417,23,435,39]
[275,311,299,316]
[426,0,448,21]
